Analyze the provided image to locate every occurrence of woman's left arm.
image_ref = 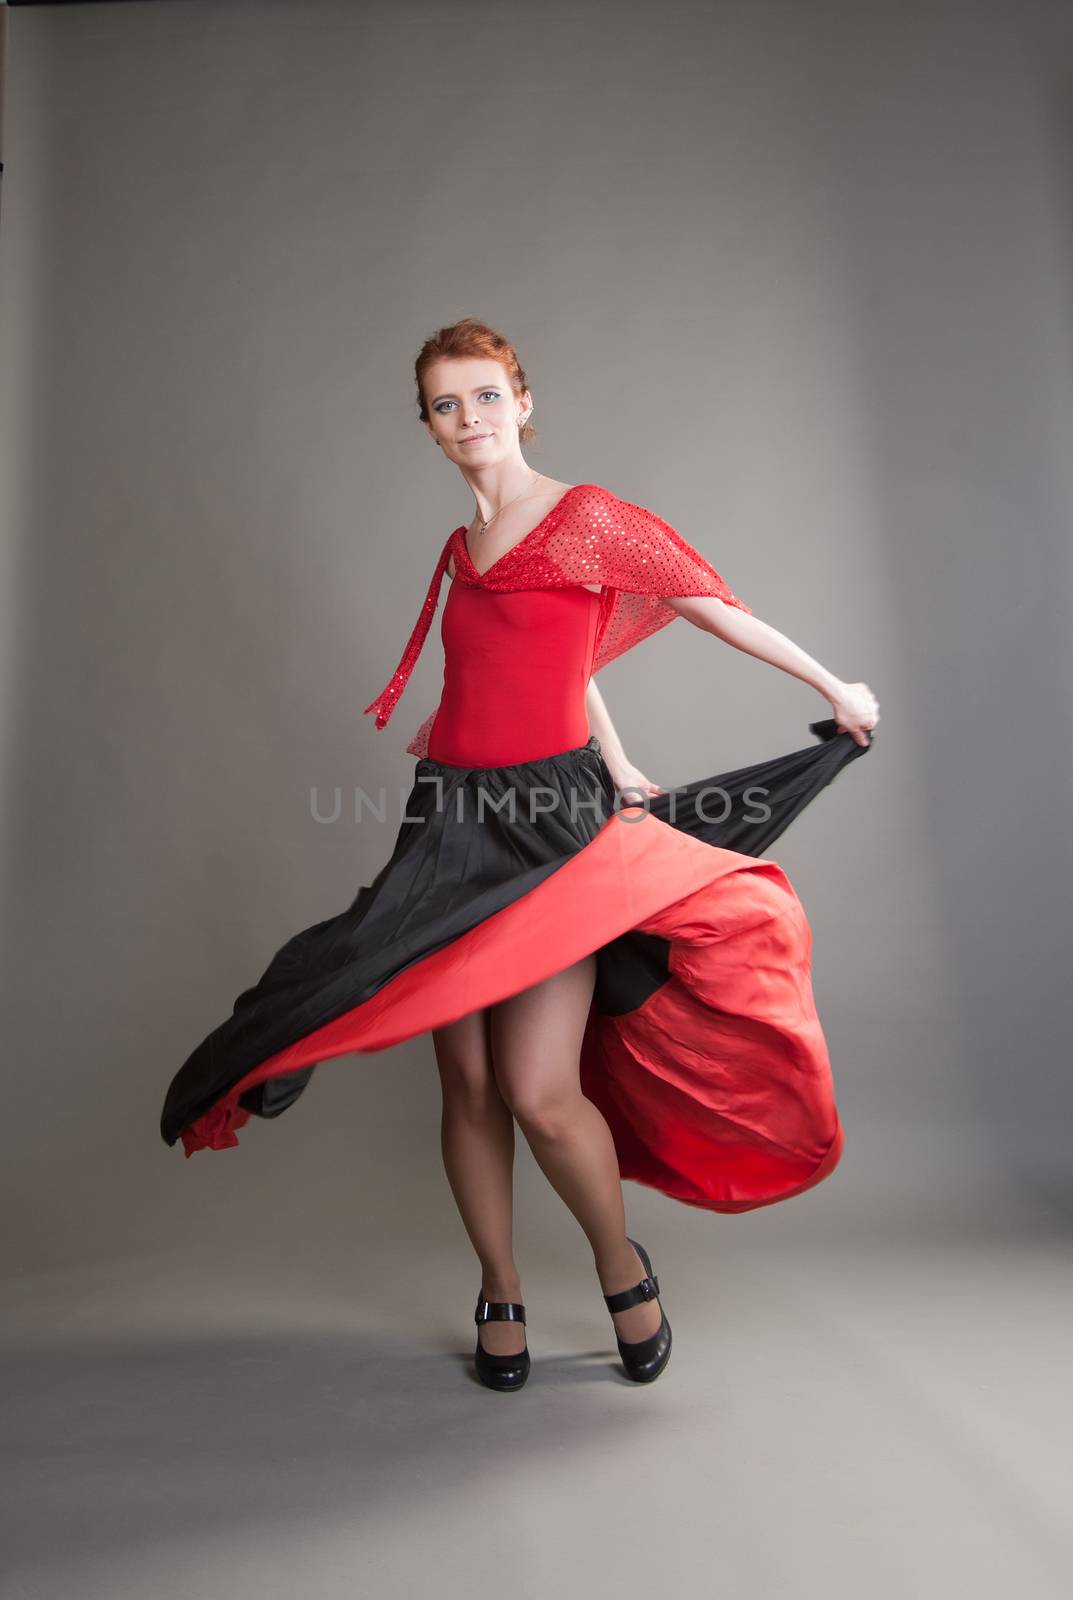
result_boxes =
[585,598,879,798]
[664,595,880,748]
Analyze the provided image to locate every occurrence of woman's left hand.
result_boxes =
[606,758,665,799]
[828,680,880,747]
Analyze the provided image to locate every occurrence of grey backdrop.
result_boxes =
[1,1,1070,1272]
[4,4,1073,1597]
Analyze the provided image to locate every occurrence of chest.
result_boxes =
[440,581,602,668]
[446,550,600,594]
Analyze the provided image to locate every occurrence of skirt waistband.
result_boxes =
[416,733,604,778]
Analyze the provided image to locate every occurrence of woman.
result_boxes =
[160,317,878,1393]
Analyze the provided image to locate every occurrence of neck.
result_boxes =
[463,464,540,526]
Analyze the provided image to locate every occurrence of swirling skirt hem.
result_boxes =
[177,804,844,1215]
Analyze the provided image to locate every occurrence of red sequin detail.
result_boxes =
[363,483,751,753]
[406,707,439,760]
[361,532,454,731]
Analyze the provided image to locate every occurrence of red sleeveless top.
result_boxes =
[426,584,602,767]
[363,483,753,761]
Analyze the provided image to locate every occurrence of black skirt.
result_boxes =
[160,720,871,1213]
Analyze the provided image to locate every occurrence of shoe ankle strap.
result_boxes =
[475,1296,526,1325]
[603,1273,660,1313]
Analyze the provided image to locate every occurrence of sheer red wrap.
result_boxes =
[362,482,752,758]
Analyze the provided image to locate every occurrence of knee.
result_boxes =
[439,1059,504,1120]
[503,1085,579,1141]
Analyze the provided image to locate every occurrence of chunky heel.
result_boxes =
[474,1292,531,1391]
[602,1237,672,1383]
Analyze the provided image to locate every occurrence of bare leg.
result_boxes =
[488,955,663,1345]
[432,1008,525,1356]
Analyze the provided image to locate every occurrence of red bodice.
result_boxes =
[426,583,602,767]
[363,482,753,759]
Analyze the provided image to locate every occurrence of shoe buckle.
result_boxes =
[639,1277,656,1300]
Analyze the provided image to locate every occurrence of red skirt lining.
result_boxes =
[180,807,844,1216]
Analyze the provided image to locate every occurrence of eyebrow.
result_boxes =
[428,384,502,405]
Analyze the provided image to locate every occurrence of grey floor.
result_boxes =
[3,1127,1071,1600]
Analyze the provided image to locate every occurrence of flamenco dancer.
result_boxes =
[160,317,879,1392]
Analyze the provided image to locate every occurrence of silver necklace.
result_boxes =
[474,469,543,536]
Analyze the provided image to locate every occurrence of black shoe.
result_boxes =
[474,1291,531,1391]
[603,1236,672,1383]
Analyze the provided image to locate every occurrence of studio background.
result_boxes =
[0,2,1070,1593]
[3,0,1070,1266]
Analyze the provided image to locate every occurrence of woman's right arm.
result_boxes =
[585,677,664,797]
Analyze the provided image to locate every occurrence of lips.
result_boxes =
[461,434,492,444]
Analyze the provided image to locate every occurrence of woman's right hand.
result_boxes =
[605,756,666,799]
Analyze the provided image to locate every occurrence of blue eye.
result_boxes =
[433,390,501,414]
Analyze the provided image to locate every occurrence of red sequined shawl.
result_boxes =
[363,482,753,757]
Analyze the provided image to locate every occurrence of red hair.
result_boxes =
[415,316,537,443]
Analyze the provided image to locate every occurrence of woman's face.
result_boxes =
[423,357,530,467]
